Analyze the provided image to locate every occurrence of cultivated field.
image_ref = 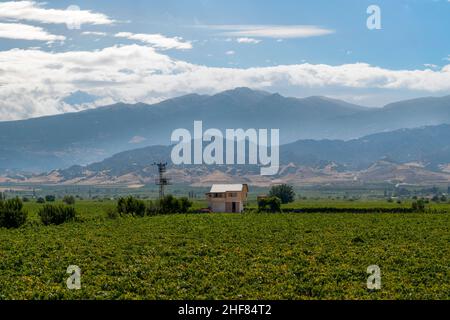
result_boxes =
[0,200,449,300]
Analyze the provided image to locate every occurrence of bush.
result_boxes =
[22,197,30,202]
[62,195,76,205]
[159,195,192,214]
[38,204,77,226]
[117,196,146,217]
[269,184,295,204]
[45,195,56,202]
[159,195,180,214]
[412,199,426,213]
[0,197,28,229]
[258,196,282,213]
[146,200,158,216]
[36,197,45,204]
[105,207,119,219]
[179,197,193,213]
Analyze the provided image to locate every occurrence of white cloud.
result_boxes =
[225,50,235,55]
[0,1,114,26]
[0,44,450,121]
[236,37,261,44]
[424,63,438,69]
[204,25,335,39]
[115,32,192,50]
[129,136,147,144]
[0,22,65,41]
[81,31,107,36]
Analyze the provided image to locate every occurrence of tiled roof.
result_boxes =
[209,184,246,193]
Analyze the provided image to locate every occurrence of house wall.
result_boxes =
[210,201,226,213]
[206,189,248,213]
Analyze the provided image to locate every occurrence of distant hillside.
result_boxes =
[0,88,449,171]
[7,124,450,187]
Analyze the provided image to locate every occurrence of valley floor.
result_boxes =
[0,207,449,299]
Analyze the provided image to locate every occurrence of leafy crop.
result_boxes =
[0,200,448,300]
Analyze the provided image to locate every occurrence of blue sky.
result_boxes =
[0,0,449,120]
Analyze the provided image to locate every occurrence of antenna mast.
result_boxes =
[153,162,171,199]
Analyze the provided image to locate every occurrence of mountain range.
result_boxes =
[3,124,450,187]
[1,88,450,172]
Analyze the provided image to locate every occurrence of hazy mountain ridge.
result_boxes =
[3,124,449,187]
[0,88,449,172]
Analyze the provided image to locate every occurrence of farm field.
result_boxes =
[0,200,449,300]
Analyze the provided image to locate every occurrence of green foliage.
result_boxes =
[158,195,193,214]
[0,210,449,299]
[158,195,179,214]
[0,197,28,229]
[258,196,282,213]
[36,197,45,204]
[45,195,56,202]
[38,204,77,226]
[62,195,76,205]
[179,197,193,213]
[105,207,119,219]
[117,196,146,217]
[269,184,295,204]
[412,199,427,212]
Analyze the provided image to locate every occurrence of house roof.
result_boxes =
[209,184,248,193]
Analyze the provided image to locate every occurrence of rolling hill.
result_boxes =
[0,88,449,172]
[6,124,449,187]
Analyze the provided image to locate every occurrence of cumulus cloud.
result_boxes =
[81,31,108,36]
[114,32,192,50]
[0,22,65,41]
[0,1,114,26]
[203,25,335,39]
[0,44,450,121]
[236,37,261,44]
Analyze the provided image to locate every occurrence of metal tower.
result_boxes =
[153,162,171,199]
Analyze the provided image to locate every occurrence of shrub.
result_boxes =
[179,197,193,213]
[62,195,76,205]
[258,196,282,213]
[158,195,192,214]
[117,196,146,217]
[146,200,158,216]
[22,197,30,202]
[412,199,426,213]
[36,197,45,204]
[105,207,119,219]
[45,195,56,202]
[269,184,295,204]
[159,195,180,214]
[0,197,28,229]
[38,204,77,226]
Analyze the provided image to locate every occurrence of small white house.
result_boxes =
[206,184,249,213]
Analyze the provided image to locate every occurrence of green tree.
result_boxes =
[412,199,426,212]
[258,196,282,213]
[38,204,77,226]
[269,184,295,204]
[0,197,28,228]
[117,196,146,217]
[179,197,193,213]
[159,195,180,214]
[62,195,76,205]
[45,195,56,202]
[36,197,45,204]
